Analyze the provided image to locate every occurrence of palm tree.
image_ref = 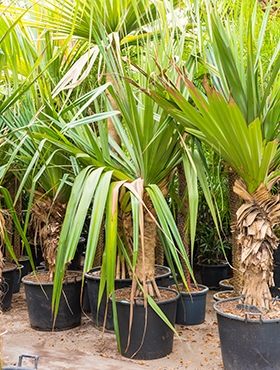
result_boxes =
[1,0,188,280]
[47,74,196,304]
[134,1,280,309]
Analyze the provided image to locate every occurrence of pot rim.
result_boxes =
[85,264,171,283]
[112,286,180,305]
[197,261,229,267]
[85,266,132,283]
[170,283,209,296]
[214,297,280,324]
[22,271,82,286]
[3,263,18,273]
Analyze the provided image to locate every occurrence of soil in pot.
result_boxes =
[171,284,209,325]
[113,286,179,360]
[22,271,82,331]
[214,297,280,370]
[213,290,239,302]
[1,263,17,311]
[86,265,171,330]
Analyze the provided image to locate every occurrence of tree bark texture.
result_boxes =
[122,192,160,298]
[29,192,66,281]
[234,178,280,310]
[177,162,190,281]
[228,167,243,295]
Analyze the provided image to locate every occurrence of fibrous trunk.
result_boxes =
[29,192,66,281]
[177,162,190,283]
[228,167,243,295]
[234,178,280,310]
[122,193,160,298]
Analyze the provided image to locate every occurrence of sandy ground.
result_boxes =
[2,285,224,370]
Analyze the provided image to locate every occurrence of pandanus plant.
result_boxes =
[50,76,198,308]
[0,0,188,283]
[133,2,280,310]
[29,45,215,329]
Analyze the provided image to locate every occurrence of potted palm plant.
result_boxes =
[1,0,195,342]
[13,0,215,358]
[50,74,194,358]
[9,93,116,330]
[135,1,280,368]
[48,29,216,358]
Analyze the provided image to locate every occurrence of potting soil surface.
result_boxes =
[2,286,224,370]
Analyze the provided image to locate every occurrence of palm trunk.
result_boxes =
[177,163,190,283]
[155,234,165,266]
[228,167,243,295]
[29,192,66,281]
[135,194,160,298]
[106,72,121,146]
[93,215,105,268]
[234,179,280,310]
[122,193,160,298]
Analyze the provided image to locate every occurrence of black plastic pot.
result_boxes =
[25,244,44,267]
[1,263,17,311]
[86,265,171,330]
[22,272,82,331]
[273,262,280,287]
[86,267,132,330]
[274,245,280,263]
[198,262,229,288]
[13,265,24,293]
[115,287,179,360]
[82,279,91,312]
[176,284,209,325]
[214,297,280,370]
[213,290,238,302]
[219,279,234,291]
[18,256,31,277]
[69,237,86,270]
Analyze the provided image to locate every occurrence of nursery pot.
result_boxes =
[1,263,17,311]
[219,279,234,291]
[114,287,179,360]
[69,237,86,270]
[198,262,229,288]
[214,297,280,370]
[82,279,91,312]
[22,271,82,331]
[86,265,171,330]
[18,256,31,277]
[213,290,238,302]
[175,284,209,325]
[25,243,44,267]
[86,267,132,330]
[273,262,280,287]
[13,264,24,293]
